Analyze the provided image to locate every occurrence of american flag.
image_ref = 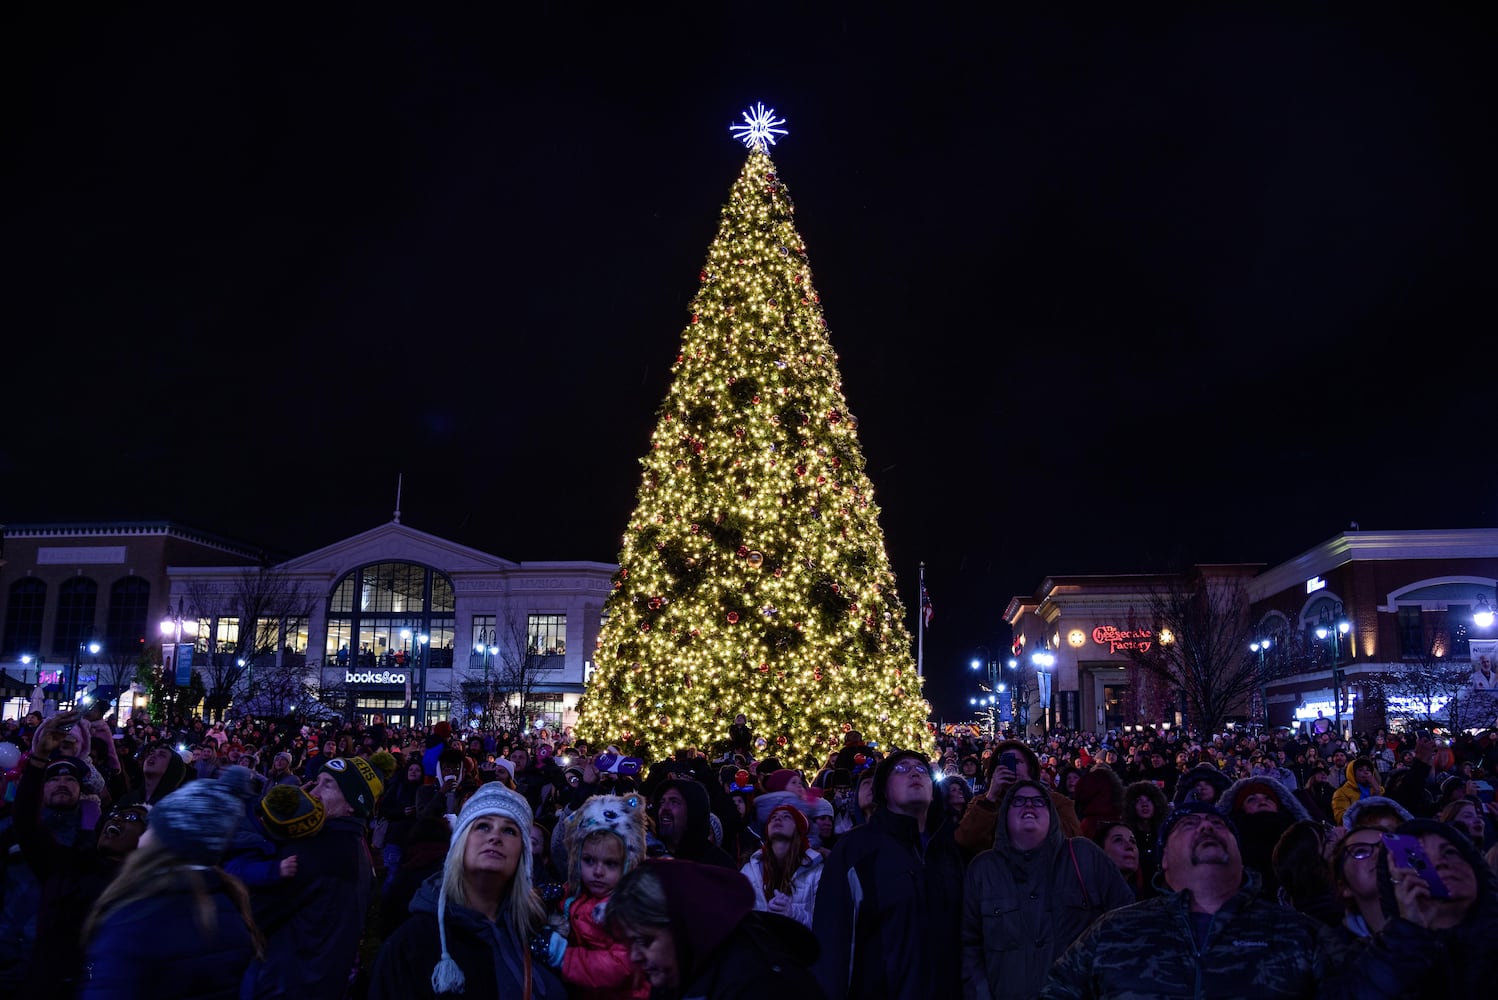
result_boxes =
[921,583,934,628]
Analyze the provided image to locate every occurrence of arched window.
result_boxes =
[53,577,99,654]
[2,579,46,657]
[325,561,457,724]
[106,577,152,660]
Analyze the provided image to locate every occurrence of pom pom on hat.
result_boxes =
[369,750,398,782]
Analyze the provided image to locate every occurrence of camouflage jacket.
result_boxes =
[1039,872,1335,1000]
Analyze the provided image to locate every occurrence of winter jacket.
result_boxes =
[1121,781,1169,895]
[558,889,650,1000]
[646,858,829,1000]
[1040,871,1334,1000]
[242,814,373,999]
[741,845,824,928]
[1219,775,1310,898]
[962,781,1134,1000]
[812,801,966,1000]
[1327,818,1498,999]
[79,868,256,1000]
[1330,761,1383,825]
[368,874,563,1000]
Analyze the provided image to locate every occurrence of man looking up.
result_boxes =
[1041,801,1332,999]
[813,749,965,999]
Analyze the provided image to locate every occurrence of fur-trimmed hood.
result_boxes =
[1172,763,1233,807]
[1220,774,1310,822]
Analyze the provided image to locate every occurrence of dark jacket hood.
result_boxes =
[655,778,716,860]
[1221,775,1310,823]
[993,779,1064,857]
[1172,763,1233,807]
[648,858,755,983]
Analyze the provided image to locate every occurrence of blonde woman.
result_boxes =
[369,781,563,998]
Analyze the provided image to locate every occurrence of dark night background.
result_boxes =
[5,5,1495,720]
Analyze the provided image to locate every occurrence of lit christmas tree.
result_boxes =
[577,106,934,768]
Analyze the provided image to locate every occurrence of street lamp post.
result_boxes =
[1248,637,1273,734]
[970,647,999,736]
[1315,604,1352,735]
[1032,648,1056,733]
[414,632,431,728]
[1007,658,1029,730]
[474,629,498,730]
[69,640,101,711]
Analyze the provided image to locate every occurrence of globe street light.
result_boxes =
[414,632,431,728]
[69,640,101,711]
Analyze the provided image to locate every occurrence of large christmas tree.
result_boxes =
[577,111,933,768]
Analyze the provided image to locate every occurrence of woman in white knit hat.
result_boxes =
[368,779,564,998]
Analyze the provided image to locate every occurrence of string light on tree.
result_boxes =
[576,106,934,767]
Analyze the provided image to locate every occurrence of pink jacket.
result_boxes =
[560,890,650,1000]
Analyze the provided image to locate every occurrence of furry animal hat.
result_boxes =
[562,792,647,889]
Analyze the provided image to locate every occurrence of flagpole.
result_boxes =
[917,562,925,677]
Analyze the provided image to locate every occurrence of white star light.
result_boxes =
[730,103,789,150]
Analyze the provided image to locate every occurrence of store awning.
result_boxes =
[0,671,32,698]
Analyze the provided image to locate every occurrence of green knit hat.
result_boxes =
[258,784,326,840]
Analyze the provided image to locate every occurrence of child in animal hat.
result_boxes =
[535,792,650,999]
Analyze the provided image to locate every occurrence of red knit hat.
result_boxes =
[765,803,809,851]
[762,768,802,794]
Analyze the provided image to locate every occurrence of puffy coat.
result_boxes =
[962,781,1134,1000]
[1040,871,1334,1000]
[741,845,824,928]
[558,889,650,1000]
[1330,760,1383,825]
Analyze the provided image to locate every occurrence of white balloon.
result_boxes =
[0,742,20,770]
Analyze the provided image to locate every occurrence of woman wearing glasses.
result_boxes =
[961,779,1134,1000]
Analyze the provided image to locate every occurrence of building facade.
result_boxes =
[1003,528,1498,737]
[1,519,616,730]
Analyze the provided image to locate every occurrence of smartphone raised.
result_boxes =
[1381,832,1450,898]
[998,751,1020,773]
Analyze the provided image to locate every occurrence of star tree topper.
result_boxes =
[730,102,789,150]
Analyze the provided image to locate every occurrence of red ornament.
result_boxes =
[777,736,787,746]
[758,662,769,672]
[736,545,749,558]
[639,622,651,632]
[648,596,663,610]
[691,314,699,324]
[796,464,807,476]
[727,612,740,624]
[854,753,867,768]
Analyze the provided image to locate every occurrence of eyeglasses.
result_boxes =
[1009,795,1048,809]
[1171,813,1230,833]
[1344,843,1379,861]
[109,809,148,825]
[889,761,930,776]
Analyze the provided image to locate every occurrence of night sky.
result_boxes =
[7,6,1495,720]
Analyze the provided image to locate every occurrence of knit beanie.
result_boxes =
[1157,801,1239,852]
[44,756,89,782]
[431,782,534,994]
[149,778,243,866]
[765,803,809,852]
[259,784,326,840]
[762,769,801,794]
[321,756,384,818]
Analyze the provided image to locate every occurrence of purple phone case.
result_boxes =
[1382,833,1450,898]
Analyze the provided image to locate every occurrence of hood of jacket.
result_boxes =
[1221,774,1310,823]
[1172,763,1233,807]
[1073,765,1125,823]
[648,858,755,984]
[993,779,1064,859]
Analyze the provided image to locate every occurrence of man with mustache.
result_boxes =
[1042,801,1336,999]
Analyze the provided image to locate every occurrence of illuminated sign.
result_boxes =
[1091,626,1153,654]
[345,670,407,685]
[1306,577,1326,594]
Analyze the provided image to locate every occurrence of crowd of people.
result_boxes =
[1,699,1497,998]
